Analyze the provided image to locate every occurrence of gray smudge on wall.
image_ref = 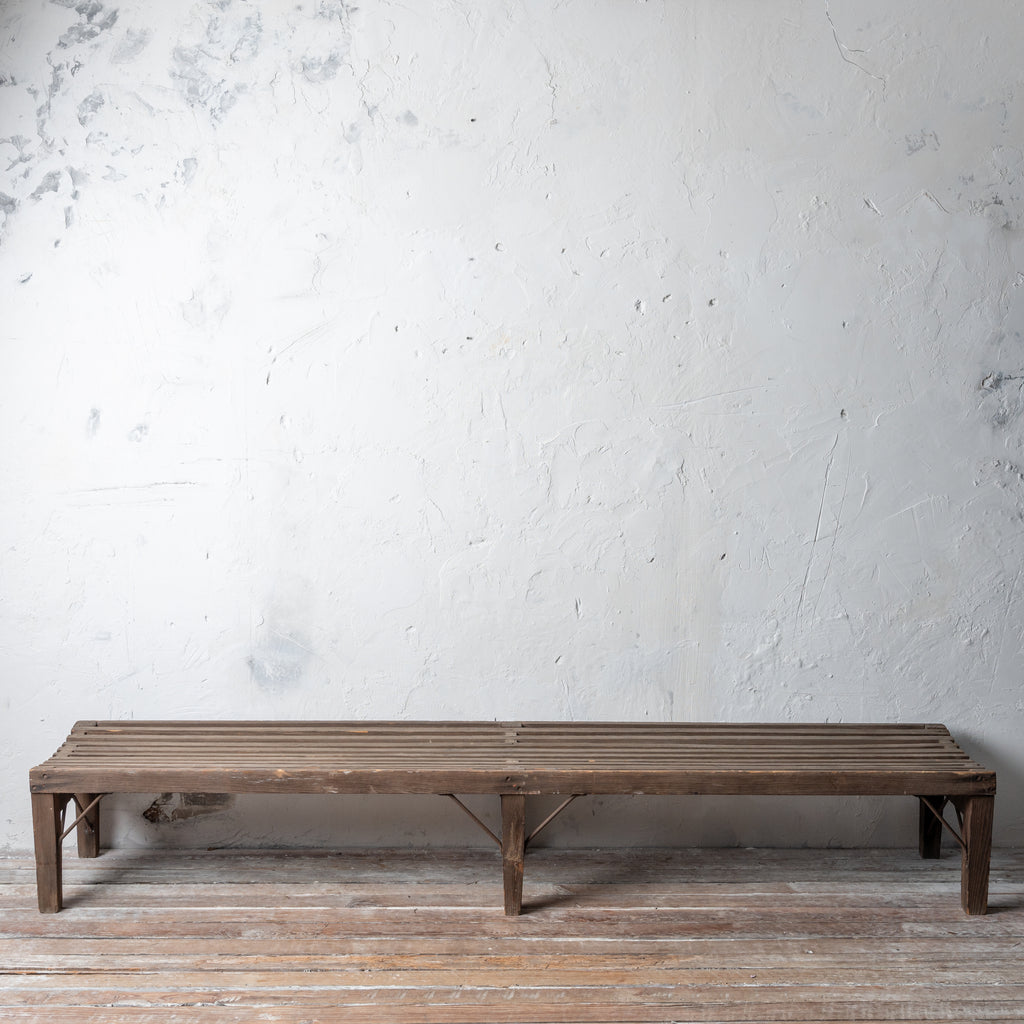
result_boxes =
[143,792,234,824]
[248,632,311,691]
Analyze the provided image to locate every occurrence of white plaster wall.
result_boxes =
[2,0,1022,853]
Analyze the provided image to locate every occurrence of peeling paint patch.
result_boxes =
[176,156,198,185]
[30,171,62,199]
[111,27,151,64]
[981,371,1022,391]
[316,0,355,21]
[168,8,262,120]
[77,89,104,126]
[143,792,233,824]
[53,0,119,49]
[1,135,34,169]
[301,52,344,83]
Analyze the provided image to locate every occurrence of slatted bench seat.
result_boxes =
[29,721,996,915]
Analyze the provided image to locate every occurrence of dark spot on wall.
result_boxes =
[401,110,418,126]
[981,371,1022,392]
[905,130,940,155]
[86,407,100,436]
[128,423,149,442]
[143,792,234,824]
[0,192,17,217]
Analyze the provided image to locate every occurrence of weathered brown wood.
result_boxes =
[2,1003,1024,1019]
[501,793,526,917]
[30,793,64,913]
[1,847,1022,1023]
[958,794,994,915]
[918,794,946,859]
[28,721,997,916]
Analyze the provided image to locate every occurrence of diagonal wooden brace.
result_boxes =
[443,794,501,848]
[918,795,964,853]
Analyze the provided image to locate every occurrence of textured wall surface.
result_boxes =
[2,0,1022,852]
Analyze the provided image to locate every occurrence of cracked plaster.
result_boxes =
[1,0,1023,852]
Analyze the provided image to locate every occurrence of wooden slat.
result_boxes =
[31,721,995,796]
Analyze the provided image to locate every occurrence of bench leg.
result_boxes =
[918,795,946,859]
[957,795,994,916]
[73,793,102,858]
[31,793,66,913]
[501,794,526,916]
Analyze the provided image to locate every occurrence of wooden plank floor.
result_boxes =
[1,846,1022,1022]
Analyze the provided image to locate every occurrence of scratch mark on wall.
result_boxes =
[989,568,1021,696]
[812,442,850,620]
[265,320,335,384]
[654,385,771,411]
[796,434,839,625]
[823,2,887,89]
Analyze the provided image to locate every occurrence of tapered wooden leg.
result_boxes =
[31,793,65,913]
[74,793,101,858]
[501,794,526,916]
[918,795,946,859]
[958,795,994,916]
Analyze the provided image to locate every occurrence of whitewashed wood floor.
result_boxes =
[1,846,1022,1022]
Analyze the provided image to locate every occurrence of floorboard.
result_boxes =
[1,847,1022,1023]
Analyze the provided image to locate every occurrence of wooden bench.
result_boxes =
[30,721,996,915]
